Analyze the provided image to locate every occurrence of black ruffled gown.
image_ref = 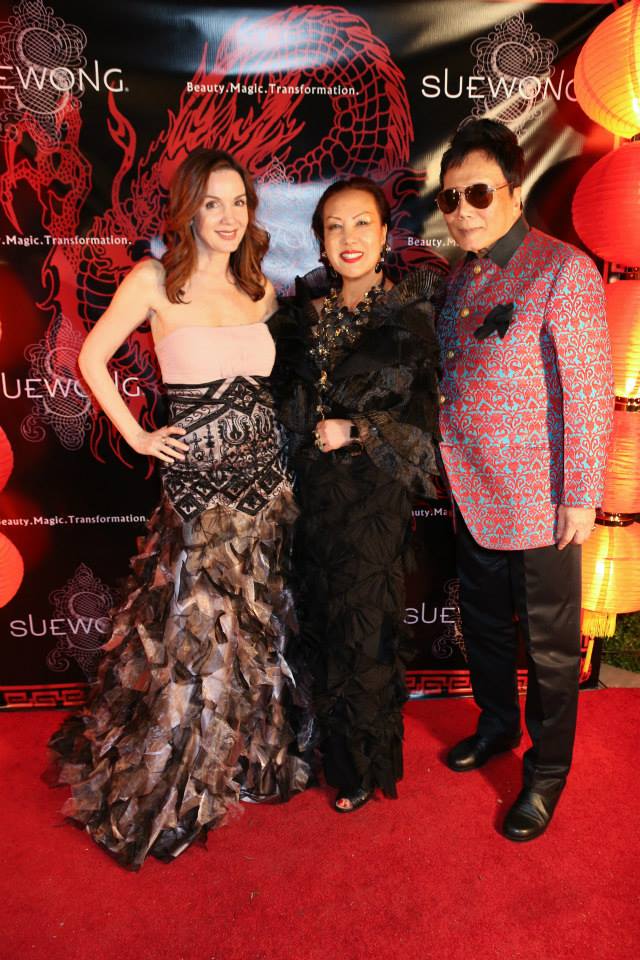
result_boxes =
[48,322,312,869]
[269,269,440,799]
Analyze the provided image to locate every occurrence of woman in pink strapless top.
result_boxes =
[48,149,312,870]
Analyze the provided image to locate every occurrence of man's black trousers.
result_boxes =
[456,510,582,793]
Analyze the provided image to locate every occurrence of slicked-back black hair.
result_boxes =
[439,119,525,191]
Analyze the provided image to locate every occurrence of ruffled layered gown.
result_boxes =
[49,321,312,869]
[269,269,441,799]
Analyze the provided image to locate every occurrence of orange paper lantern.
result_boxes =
[605,279,640,400]
[572,142,640,266]
[574,0,640,139]
[582,521,640,616]
[0,532,24,607]
[601,409,640,514]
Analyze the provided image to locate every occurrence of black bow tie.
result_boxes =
[473,302,514,341]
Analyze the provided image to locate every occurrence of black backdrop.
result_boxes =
[0,0,613,707]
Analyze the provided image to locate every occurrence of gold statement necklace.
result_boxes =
[309,280,385,418]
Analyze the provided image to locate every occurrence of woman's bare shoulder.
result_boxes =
[260,275,279,318]
[128,257,165,287]
[121,258,169,310]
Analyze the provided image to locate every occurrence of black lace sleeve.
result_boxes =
[270,269,443,494]
[267,300,317,450]
[349,300,441,497]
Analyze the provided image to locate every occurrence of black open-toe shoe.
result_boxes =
[334,787,373,814]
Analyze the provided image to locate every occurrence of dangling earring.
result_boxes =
[320,250,338,282]
[375,241,391,274]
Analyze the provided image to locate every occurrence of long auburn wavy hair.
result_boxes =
[162,148,269,304]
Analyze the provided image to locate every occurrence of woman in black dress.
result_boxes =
[271,177,441,812]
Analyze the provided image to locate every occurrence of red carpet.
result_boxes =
[1,690,638,960]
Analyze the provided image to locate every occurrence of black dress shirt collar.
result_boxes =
[465,215,530,268]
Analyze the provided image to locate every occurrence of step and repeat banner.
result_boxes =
[0,0,613,708]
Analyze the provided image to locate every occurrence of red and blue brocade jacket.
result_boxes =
[437,218,614,550]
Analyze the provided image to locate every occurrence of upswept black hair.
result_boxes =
[439,119,525,191]
[311,176,391,246]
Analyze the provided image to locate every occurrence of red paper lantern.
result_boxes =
[0,532,24,607]
[0,427,13,493]
[572,143,640,266]
[601,410,640,514]
[574,0,640,139]
[0,291,21,606]
[605,279,640,400]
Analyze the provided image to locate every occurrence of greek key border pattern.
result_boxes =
[0,683,89,709]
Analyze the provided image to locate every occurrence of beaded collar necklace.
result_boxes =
[310,280,386,418]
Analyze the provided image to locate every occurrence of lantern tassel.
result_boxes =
[581,608,617,638]
[580,637,595,683]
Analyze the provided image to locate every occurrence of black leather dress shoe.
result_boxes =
[502,787,560,842]
[446,731,522,772]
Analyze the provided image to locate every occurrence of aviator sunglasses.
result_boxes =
[436,181,512,214]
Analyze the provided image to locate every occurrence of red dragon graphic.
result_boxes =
[1,4,446,470]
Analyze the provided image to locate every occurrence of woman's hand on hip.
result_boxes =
[314,419,354,453]
[130,426,189,463]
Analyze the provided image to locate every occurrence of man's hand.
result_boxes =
[556,505,596,550]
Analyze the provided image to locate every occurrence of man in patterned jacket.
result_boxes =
[436,119,613,842]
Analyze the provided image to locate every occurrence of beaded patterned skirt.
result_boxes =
[48,378,313,870]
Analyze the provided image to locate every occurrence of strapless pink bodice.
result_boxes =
[155,323,275,384]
